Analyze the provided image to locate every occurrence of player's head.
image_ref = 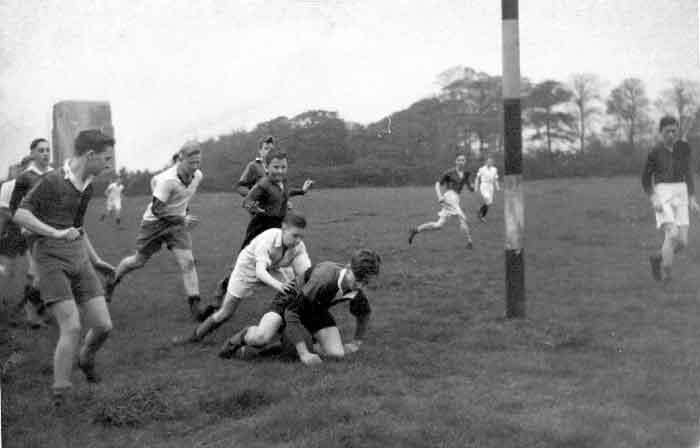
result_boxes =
[259,135,275,159]
[178,141,202,176]
[29,138,51,169]
[281,211,306,248]
[74,129,115,176]
[265,149,288,182]
[485,156,494,167]
[349,248,381,289]
[659,115,679,146]
[455,153,467,170]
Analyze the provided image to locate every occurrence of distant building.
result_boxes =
[52,101,115,170]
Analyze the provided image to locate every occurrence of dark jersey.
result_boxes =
[238,159,266,189]
[439,168,472,194]
[281,262,371,345]
[642,141,695,195]
[19,168,93,230]
[243,175,305,218]
[9,167,46,213]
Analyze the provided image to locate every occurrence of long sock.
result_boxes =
[482,205,489,217]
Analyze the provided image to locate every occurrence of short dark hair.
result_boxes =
[283,210,307,229]
[659,115,679,132]
[30,138,48,150]
[265,149,287,166]
[259,135,274,149]
[350,249,381,283]
[74,129,115,155]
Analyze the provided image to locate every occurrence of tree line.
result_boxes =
[117,66,700,195]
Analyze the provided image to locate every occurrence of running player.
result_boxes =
[173,211,311,343]
[106,142,206,320]
[474,156,500,223]
[0,157,31,280]
[642,115,700,283]
[13,130,116,407]
[218,249,381,366]
[100,176,124,227]
[235,135,274,197]
[408,154,475,248]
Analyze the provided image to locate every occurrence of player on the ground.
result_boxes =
[408,154,475,248]
[6,138,55,326]
[100,176,124,227]
[218,248,381,366]
[474,156,500,223]
[13,130,116,407]
[106,142,207,320]
[642,115,700,284]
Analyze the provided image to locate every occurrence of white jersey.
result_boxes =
[476,165,499,205]
[476,166,499,187]
[105,182,124,204]
[142,165,203,221]
[0,179,16,209]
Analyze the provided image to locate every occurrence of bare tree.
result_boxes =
[570,73,602,153]
[656,78,700,140]
[606,78,651,149]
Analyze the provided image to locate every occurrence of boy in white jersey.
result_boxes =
[100,176,124,227]
[408,154,475,248]
[474,156,500,223]
[173,211,311,344]
[106,142,206,320]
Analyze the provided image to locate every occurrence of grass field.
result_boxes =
[3,176,700,447]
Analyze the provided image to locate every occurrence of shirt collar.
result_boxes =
[337,268,358,299]
[63,159,93,192]
[26,162,53,175]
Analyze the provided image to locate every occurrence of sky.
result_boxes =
[0,0,698,174]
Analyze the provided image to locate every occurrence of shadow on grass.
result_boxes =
[198,388,278,419]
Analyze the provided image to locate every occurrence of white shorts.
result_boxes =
[437,191,467,220]
[479,184,495,205]
[106,201,121,212]
[226,266,294,299]
[654,183,689,229]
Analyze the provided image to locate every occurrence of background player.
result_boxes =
[106,142,206,320]
[100,176,125,228]
[474,156,500,223]
[408,154,475,249]
[642,115,699,284]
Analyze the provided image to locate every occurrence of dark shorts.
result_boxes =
[34,238,104,306]
[0,223,28,258]
[267,294,337,336]
[136,219,192,258]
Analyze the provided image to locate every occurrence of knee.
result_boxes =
[95,317,113,335]
[61,321,82,340]
[130,254,148,268]
[325,346,345,359]
[246,328,271,347]
[180,256,196,273]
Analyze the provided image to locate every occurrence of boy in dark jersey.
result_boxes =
[13,130,116,407]
[218,249,381,366]
[408,154,475,248]
[642,115,700,283]
[4,138,54,326]
[235,135,274,197]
